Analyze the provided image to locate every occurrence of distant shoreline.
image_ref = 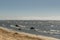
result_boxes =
[0,19,60,21]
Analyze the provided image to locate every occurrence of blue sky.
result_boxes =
[0,0,60,20]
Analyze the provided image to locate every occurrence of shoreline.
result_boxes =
[0,27,59,40]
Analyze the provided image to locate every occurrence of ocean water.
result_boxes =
[0,20,60,39]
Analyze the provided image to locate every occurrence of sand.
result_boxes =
[0,27,59,40]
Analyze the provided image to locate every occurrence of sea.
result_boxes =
[0,20,60,39]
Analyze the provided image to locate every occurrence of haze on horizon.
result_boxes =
[0,0,60,20]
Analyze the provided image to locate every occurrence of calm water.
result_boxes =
[0,20,60,39]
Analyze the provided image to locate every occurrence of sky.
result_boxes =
[0,0,60,20]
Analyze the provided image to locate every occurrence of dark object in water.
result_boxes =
[15,24,19,27]
[18,28,21,30]
[30,27,35,29]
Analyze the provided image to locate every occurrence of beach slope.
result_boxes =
[0,27,59,40]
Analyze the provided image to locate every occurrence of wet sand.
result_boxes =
[0,27,59,40]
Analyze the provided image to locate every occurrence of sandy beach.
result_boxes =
[0,27,59,40]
